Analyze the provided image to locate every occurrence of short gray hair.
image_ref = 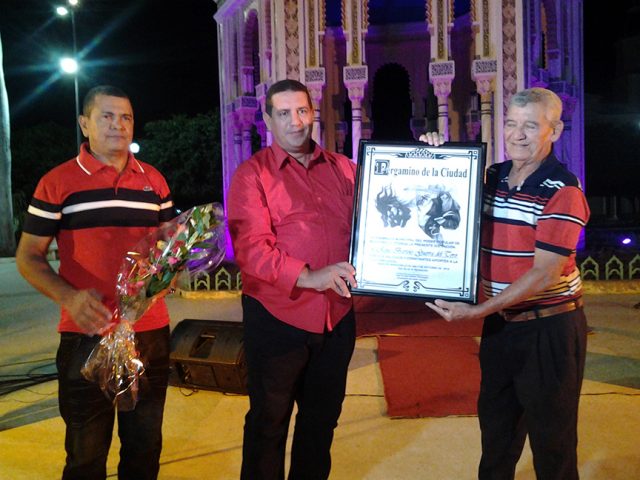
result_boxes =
[509,88,562,123]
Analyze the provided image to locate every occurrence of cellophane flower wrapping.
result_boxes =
[81,203,226,411]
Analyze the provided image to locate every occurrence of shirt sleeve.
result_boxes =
[536,185,590,256]
[227,161,306,296]
[22,173,62,237]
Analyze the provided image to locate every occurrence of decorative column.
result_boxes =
[305,68,326,146]
[303,0,327,145]
[238,8,257,97]
[269,0,298,80]
[255,82,272,146]
[341,0,369,159]
[429,61,455,141]
[427,0,455,140]
[213,5,241,227]
[258,0,272,81]
[241,66,255,94]
[344,65,368,159]
[234,96,259,162]
[468,0,498,163]
[232,124,242,173]
[222,103,238,196]
[255,110,267,149]
[471,58,497,165]
[225,104,242,261]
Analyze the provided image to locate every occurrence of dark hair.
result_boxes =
[82,85,130,116]
[265,79,313,117]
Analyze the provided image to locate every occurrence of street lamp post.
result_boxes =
[57,1,81,151]
[59,57,80,152]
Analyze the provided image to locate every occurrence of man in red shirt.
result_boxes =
[227,79,357,480]
[16,85,175,479]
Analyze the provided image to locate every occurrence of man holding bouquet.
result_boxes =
[227,79,357,480]
[16,85,176,479]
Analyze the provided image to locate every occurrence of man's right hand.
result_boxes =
[418,132,446,146]
[16,232,113,335]
[296,262,357,298]
[61,289,113,335]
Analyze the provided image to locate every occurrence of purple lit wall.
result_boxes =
[214,0,586,257]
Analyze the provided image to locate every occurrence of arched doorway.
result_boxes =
[371,63,413,141]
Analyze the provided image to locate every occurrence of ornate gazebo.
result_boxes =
[212,0,585,212]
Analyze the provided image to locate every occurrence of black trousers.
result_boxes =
[240,294,356,480]
[477,308,587,480]
[57,326,170,480]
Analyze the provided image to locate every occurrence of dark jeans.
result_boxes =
[56,325,170,480]
[477,308,587,480]
[240,294,356,480]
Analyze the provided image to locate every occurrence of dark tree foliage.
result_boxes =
[11,122,76,234]
[138,110,223,211]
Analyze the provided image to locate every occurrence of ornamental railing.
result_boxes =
[179,254,640,293]
[577,251,640,281]
[180,262,243,292]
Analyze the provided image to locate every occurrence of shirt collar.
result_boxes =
[76,142,144,175]
[500,151,560,186]
[520,151,560,187]
[270,140,328,169]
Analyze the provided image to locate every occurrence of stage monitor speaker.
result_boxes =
[169,319,247,394]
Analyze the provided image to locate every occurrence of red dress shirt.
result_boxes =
[227,141,356,333]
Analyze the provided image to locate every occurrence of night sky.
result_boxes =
[1,1,636,168]
[1,0,220,130]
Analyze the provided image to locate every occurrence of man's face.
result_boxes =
[504,102,562,164]
[79,94,134,158]
[264,91,314,156]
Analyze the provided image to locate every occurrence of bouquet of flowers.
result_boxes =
[81,203,226,411]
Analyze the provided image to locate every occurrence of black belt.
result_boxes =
[499,298,584,323]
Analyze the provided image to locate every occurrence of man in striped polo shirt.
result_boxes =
[16,85,176,480]
[421,88,590,479]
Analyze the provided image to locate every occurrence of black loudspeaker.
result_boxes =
[169,319,248,394]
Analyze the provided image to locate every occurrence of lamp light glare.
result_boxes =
[56,6,69,16]
[129,142,140,154]
[59,57,79,74]
[68,0,79,6]
[621,237,632,245]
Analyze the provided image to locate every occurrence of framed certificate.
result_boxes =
[349,140,486,303]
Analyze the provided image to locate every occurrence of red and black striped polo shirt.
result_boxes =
[22,143,176,333]
[480,153,590,311]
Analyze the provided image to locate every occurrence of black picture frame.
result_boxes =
[349,140,486,303]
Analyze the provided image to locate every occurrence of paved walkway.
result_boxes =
[1,258,639,479]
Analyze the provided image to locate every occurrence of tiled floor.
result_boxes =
[1,259,639,479]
